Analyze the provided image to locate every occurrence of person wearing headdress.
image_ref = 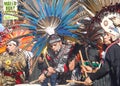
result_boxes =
[84,22,120,86]
[65,36,102,86]
[15,0,81,85]
[80,4,120,86]
[37,34,76,86]
[0,39,26,86]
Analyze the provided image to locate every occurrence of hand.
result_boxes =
[47,67,56,74]
[29,68,33,75]
[38,73,46,82]
[92,67,99,73]
[84,77,93,86]
[81,65,93,73]
[81,65,99,73]
[38,56,44,63]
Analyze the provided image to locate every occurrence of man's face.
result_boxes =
[50,41,62,52]
[68,59,76,71]
[6,43,17,53]
[103,32,112,45]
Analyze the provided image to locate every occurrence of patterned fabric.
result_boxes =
[0,50,26,85]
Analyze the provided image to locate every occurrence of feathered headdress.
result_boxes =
[74,0,120,45]
[72,19,102,47]
[79,0,120,29]
[15,0,81,57]
[0,26,34,54]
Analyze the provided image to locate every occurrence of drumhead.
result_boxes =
[56,85,67,86]
[14,84,41,86]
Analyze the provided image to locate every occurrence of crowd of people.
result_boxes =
[0,0,120,86]
[0,29,120,86]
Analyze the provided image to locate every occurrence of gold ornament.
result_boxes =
[5,60,11,66]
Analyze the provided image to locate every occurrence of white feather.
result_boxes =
[45,26,55,35]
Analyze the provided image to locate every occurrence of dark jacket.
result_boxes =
[89,44,120,86]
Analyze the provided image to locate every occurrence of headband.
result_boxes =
[8,41,17,46]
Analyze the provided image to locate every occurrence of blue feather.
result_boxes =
[51,0,57,16]
[36,0,45,18]
[22,14,38,23]
[20,24,37,30]
[29,20,38,26]
[55,0,64,17]
[35,41,47,57]
[32,36,47,51]
[44,3,52,16]
[20,9,32,15]
[62,25,79,30]
[61,10,78,25]
[57,29,78,38]
[32,37,48,57]
[62,3,70,17]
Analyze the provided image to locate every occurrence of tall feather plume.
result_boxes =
[16,0,81,57]
[0,25,34,54]
[78,0,120,17]
[78,0,120,31]
[71,9,89,24]
[75,0,120,46]
[72,19,103,46]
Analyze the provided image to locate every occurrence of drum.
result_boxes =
[14,84,41,86]
[56,85,68,86]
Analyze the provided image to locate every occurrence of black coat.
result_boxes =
[89,44,120,86]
